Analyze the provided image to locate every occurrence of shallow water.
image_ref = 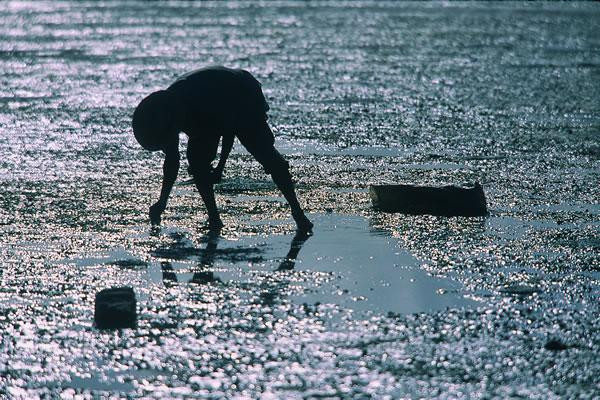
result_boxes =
[1,1,599,398]
[137,214,476,315]
[60,213,476,316]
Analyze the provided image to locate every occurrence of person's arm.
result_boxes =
[149,137,180,225]
[212,133,234,183]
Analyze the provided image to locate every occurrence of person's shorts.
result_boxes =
[187,73,288,181]
[236,70,270,118]
[186,119,289,182]
[186,134,220,180]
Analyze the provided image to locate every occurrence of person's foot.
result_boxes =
[149,201,166,225]
[293,212,313,233]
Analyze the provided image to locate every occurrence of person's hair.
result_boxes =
[132,90,177,151]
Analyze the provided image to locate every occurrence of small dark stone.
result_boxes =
[94,287,137,329]
[544,339,568,351]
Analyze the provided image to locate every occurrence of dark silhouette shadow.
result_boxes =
[159,229,312,287]
[277,231,311,271]
[160,261,178,287]
[160,230,222,286]
[150,225,161,238]
[152,229,263,262]
[133,66,313,233]
[190,230,221,285]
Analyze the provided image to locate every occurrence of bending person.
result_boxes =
[132,66,313,232]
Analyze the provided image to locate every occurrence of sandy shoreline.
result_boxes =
[1,2,599,398]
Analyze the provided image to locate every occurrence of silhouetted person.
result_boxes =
[132,66,313,232]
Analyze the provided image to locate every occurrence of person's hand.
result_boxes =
[149,201,166,225]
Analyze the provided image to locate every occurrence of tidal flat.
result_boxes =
[0,2,599,398]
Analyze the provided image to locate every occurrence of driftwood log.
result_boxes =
[370,183,488,217]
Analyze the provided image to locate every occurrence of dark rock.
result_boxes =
[369,183,488,217]
[94,287,137,329]
[545,339,569,351]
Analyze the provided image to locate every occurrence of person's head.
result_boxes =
[132,90,178,151]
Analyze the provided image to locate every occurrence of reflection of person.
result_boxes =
[277,231,311,271]
[190,230,220,285]
[160,229,310,287]
[161,231,221,286]
[132,66,313,232]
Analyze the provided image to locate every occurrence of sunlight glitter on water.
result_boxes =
[60,213,478,317]
[1,1,599,398]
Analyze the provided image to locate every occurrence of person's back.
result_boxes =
[167,67,268,136]
[132,66,313,232]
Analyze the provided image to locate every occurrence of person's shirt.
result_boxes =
[167,66,269,138]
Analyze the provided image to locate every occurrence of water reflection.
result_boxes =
[190,230,221,285]
[160,261,177,287]
[277,230,311,271]
[159,230,222,286]
[152,214,477,316]
[159,229,311,286]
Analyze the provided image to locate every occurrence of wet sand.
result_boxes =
[1,2,599,398]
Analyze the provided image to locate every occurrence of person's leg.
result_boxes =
[270,167,313,231]
[187,136,223,230]
[193,182,223,230]
[238,120,313,232]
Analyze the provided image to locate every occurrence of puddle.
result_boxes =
[485,215,600,240]
[531,203,600,215]
[65,374,134,392]
[486,216,566,240]
[283,214,478,315]
[57,214,478,319]
[147,214,478,316]
[58,247,141,268]
[57,368,160,393]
